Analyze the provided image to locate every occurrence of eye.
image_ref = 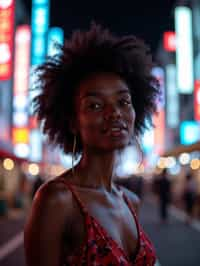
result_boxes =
[88,102,103,111]
[119,98,132,106]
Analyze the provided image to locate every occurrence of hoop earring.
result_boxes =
[72,135,77,176]
[134,136,143,166]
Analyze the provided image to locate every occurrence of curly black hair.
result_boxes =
[33,23,160,155]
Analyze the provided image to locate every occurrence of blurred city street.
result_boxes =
[0,195,200,266]
[1,1,200,266]
[140,197,200,266]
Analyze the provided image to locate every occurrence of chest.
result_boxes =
[64,191,139,258]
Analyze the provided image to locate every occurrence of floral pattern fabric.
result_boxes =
[61,181,156,266]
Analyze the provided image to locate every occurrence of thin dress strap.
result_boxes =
[115,184,140,226]
[122,191,141,256]
[59,178,88,216]
[122,192,140,231]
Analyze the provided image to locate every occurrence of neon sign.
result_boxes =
[0,0,14,80]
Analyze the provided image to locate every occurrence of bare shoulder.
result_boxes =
[118,185,140,215]
[32,175,72,213]
[25,176,74,238]
[24,174,74,266]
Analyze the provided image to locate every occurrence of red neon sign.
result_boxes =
[194,80,200,121]
[163,31,176,52]
[153,110,165,155]
[0,0,14,80]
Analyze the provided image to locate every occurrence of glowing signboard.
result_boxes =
[175,6,194,94]
[0,0,14,80]
[163,31,176,52]
[166,64,179,128]
[31,0,49,65]
[180,121,200,145]
[152,66,165,109]
[153,110,165,155]
[29,0,50,162]
[194,80,200,121]
[47,27,64,56]
[12,25,31,158]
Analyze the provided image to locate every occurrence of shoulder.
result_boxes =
[24,175,74,266]
[26,174,75,232]
[118,185,140,215]
[33,176,72,210]
[34,169,74,204]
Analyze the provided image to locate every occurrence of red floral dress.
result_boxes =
[61,181,156,266]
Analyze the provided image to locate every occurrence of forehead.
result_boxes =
[76,72,130,99]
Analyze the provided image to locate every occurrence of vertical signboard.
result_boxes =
[175,6,194,94]
[180,121,200,145]
[166,64,179,128]
[47,27,64,56]
[152,67,165,108]
[194,80,200,121]
[0,0,15,80]
[152,67,165,155]
[163,31,176,52]
[29,0,50,162]
[153,110,165,155]
[31,0,49,65]
[12,25,31,158]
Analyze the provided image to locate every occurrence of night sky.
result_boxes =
[23,0,175,54]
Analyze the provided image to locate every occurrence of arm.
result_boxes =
[24,180,71,266]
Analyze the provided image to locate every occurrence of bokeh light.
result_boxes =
[3,158,14,170]
[28,163,40,176]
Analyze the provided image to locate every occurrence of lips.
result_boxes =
[102,121,128,136]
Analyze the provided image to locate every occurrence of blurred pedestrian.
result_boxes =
[182,172,197,224]
[24,23,160,266]
[13,171,31,211]
[31,174,44,199]
[156,168,171,223]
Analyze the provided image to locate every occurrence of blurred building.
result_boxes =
[150,0,200,218]
[0,1,66,215]
[155,0,200,148]
[0,0,30,214]
[0,0,28,151]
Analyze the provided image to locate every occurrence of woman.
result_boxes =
[24,23,160,266]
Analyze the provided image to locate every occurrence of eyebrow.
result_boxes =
[81,89,130,99]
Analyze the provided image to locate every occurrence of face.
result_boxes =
[74,73,135,152]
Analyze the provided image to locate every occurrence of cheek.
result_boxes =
[78,113,103,136]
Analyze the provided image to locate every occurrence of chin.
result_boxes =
[101,140,129,151]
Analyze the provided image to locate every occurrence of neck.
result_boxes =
[74,149,120,192]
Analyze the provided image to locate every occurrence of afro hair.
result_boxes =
[33,23,160,155]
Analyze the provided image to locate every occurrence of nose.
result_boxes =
[104,104,122,120]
